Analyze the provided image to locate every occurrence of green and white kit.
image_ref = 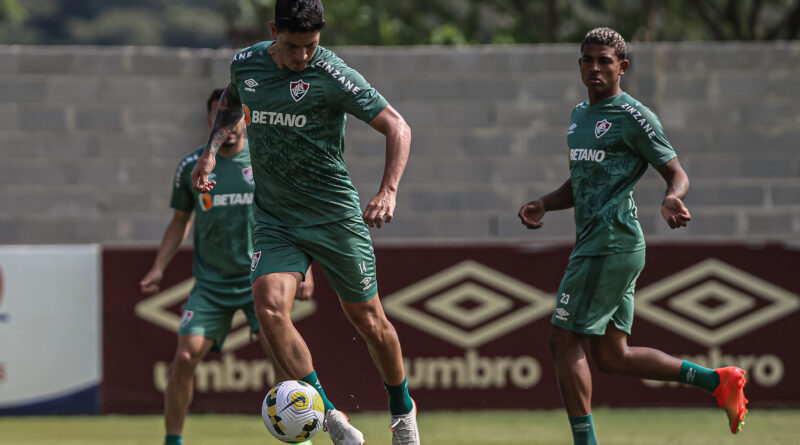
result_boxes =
[229,41,388,302]
[171,144,259,348]
[552,92,676,334]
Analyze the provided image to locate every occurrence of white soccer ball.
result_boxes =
[262,380,325,443]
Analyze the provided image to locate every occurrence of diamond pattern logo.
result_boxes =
[244,78,258,92]
[635,259,800,347]
[135,278,316,351]
[383,261,554,349]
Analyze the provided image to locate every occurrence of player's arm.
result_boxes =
[296,264,315,301]
[140,209,193,294]
[656,157,691,229]
[518,179,574,229]
[191,83,244,192]
[363,104,411,229]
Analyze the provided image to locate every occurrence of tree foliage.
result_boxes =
[3,0,799,47]
[0,0,25,23]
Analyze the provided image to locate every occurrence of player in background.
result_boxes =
[190,1,418,444]
[141,88,315,445]
[517,28,748,445]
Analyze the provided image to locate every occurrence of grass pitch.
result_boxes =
[0,408,796,444]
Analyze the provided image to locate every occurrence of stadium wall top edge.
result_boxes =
[1,40,799,56]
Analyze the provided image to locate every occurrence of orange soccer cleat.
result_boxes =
[712,366,749,434]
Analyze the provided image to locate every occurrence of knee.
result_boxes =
[354,313,380,338]
[253,277,295,327]
[254,287,293,325]
[172,348,202,375]
[594,356,619,374]
[351,310,388,341]
[255,299,289,327]
[593,348,625,374]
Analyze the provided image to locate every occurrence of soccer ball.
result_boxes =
[262,380,325,443]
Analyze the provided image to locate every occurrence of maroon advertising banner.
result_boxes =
[102,243,800,414]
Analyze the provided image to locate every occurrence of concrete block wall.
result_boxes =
[0,42,798,245]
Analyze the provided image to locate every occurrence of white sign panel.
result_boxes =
[0,245,101,413]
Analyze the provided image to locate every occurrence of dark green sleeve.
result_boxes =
[228,62,241,102]
[169,158,194,212]
[325,63,388,123]
[229,43,267,103]
[623,104,676,168]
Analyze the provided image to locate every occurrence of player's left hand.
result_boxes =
[661,195,691,229]
[191,152,217,192]
[296,267,315,301]
[363,190,395,229]
[296,282,314,301]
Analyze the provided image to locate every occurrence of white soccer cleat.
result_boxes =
[389,399,420,445]
[324,409,365,445]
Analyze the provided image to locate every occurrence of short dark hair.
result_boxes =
[275,0,325,34]
[206,88,224,114]
[581,27,627,60]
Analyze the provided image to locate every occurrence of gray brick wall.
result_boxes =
[1,42,798,245]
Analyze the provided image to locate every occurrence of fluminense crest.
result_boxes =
[290,80,310,102]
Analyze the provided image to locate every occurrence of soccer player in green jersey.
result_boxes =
[190,2,418,445]
[518,28,748,445]
[141,88,315,445]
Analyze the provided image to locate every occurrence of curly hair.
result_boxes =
[581,27,626,60]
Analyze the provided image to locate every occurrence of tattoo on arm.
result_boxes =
[205,84,243,156]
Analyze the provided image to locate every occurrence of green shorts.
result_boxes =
[178,282,260,351]
[250,214,378,303]
[551,249,646,335]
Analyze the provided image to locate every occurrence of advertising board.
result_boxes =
[102,243,799,413]
[0,245,101,414]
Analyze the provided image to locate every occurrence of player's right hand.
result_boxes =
[191,152,217,192]
[661,195,692,229]
[518,200,546,229]
[140,269,163,294]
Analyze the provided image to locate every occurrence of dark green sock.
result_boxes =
[678,360,720,393]
[384,377,413,415]
[164,435,182,445]
[300,370,335,412]
[569,414,598,445]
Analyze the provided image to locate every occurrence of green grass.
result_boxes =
[0,408,796,444]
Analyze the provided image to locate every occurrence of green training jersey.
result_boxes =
[228,41,389,227]
[171,143,255,293]
[566,92,676,258]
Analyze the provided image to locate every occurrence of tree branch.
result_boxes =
[546,0,558,42]
[765,1,800,39]
[692,2,726,40]
[748,0,765,39]
[726,0,743,39]
[789,4,800,39]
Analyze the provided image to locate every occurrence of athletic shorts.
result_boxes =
[250,214,378,303]
[551,249,646,335]
[178,282,260,351]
